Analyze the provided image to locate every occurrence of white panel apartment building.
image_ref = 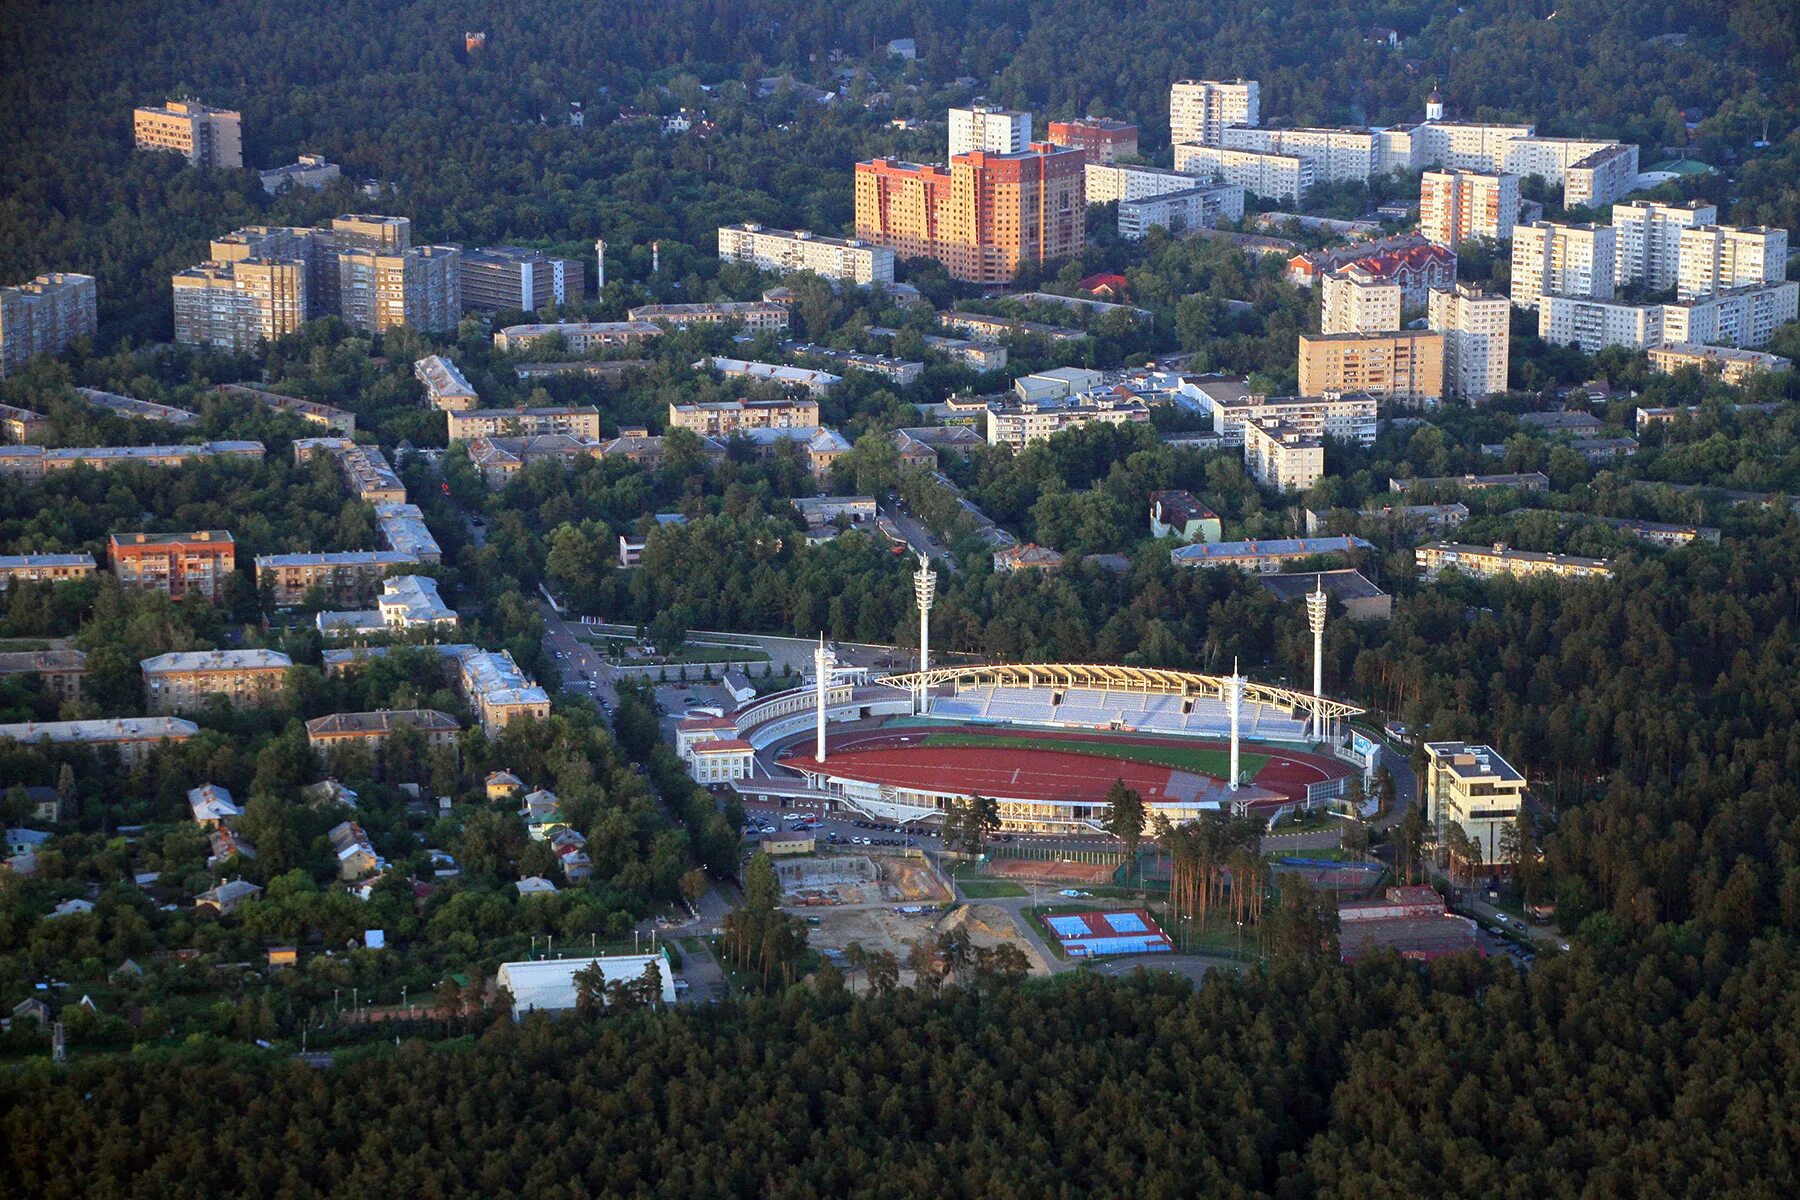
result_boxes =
[1118,185,1245,239]
[1411,122,1535,172]
[717,224,896,286]
[1501,138,1639,209]
[1320,267,1402,334]
[1539,296,1664,352]
[948,105,1032,156]
[1221,126,1377,184]
[1509,222,1617,310]
[1242,419,1324,492]
[1170,79,1259,147]
[1675,226,1787,301]
[1085,163,1203,205]
[1200,391,1378,447]
[1614,200,1716,289]
[1429,284,1511,401]
[1174,143,1312,204]
[1660,283,1800,350]
[1420,170,1520,247]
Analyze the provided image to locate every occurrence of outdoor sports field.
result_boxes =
[916,729,1268,780]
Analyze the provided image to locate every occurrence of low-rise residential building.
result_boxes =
[1647,342,1792,383]
[993,543,1065,573]
[445,645,550,735]
[491,321,662,353]
[890,426,984,472]
[1423,741,1527,866]
[413,355,480,411]
[0,440,262,482]
[466,433,606,487]
[985,395,1151,450]
[1570,435,1639,462]
[1,272,98,380]
[327,820,385,881]
[1390,472,1550,495]
[258,153,339,194]
[215,384,354,434]
[196,879,263,914]
[667,396,821,437]
[0,649,88,701]
[1149,490,1221,543]
[75,387,197,426]
[1593,516,1720,547]
[921,335,1007,371]
[188,783,242,827]
[693,357,842,396]
[1242,418,1324,492]
[1297,330,1445,407]
[782,342,922,385]
[1258,569,1392,622]
[1171,535,1375,573]
[0,553,97,589]
[1416,541,1613,583]
[733,426,851,477]
[306,710,461,770]
[512,359,653,382]
[446,405,602,443]
[108,531,235,602]
[0,402,47,443]
[1517,410,1605,434]
[0,716,198,767]
[316,574,457,636]
[255,551,418,607]
[940,311,1088,344]
[373,503,441,564]
[716,224,896,286]
[337,443,407,504]
[628,301,790,334]
[142,648,293,712]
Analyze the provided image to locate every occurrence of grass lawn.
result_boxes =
[958,879,1028,898]
[922,731,1268,780]
[0,639,51,652]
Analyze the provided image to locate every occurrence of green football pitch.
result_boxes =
[918,730,1267,780]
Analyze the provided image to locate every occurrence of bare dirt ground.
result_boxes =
[985,858,1118,885]
[781,854,952,906]
[807,902,1051,983]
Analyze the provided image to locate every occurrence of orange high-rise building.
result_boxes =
[854,143,1086,285]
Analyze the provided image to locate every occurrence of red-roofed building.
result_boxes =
[1288,234,1458,307]
[1339,885,1482,961]
[1078,272,1130,299]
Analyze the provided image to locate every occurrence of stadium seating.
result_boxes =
[931,684,1311,742]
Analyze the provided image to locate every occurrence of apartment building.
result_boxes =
[1169,79,1259,147]
[853,144,1086,285]
[1647,343,1793,384]
[373,502,441,564]
[203,223,336,320]
[1320,267,1402,334]
[0,717,198,767]
[337,443,407,504]
[1660,282,1800,350]
[1409,122,1535,173]
[465,433,609,487]
[1118,185,1246,239]
[413,355,480,411]
[1200,390,1379,447]
[445,645,551,735]
[142,649,293,712]
[446,405,602,443]
[1614,200,1716,289]
[667,396,821,437]
[1174,143,1312,204]
[691,357,841,396]
[732,426,851,477]
[1242,418,1324,492]
[1416,541,1613,582]
[0,273,97,379]
[1388,472,1550,495]
[1422,741,1527,865]
[1509,221,1616,310]
[108,531,236,602]
[1046,117,1138,164]
[338,244,461,333]
[949,105,1033,156]
[1298,330,1445,406]
[490,321,662,354]
[460,246,585,313]
[1676,226,1788,301]
[1537,295,1663,352]
[255,551,418,607]
[985,396,1151,450]
[1501,138,1638,209]
[627,301,790,334]
[0,441,263,483]
[317,571,457,636]
[171,255,310,352]
[0,553,97,589]
[0,403,45,444]
[258,154,339,195]
[1287,234,1457,308]
[783,343,922,385]
[1084,163,1204,205]
[1170,535,1374,573]
[0,649,88,702]
[1429,284,1511,401]
[133,100,242,168]
[214,384,354,434]
[716,224,896,286]
[305,710,461,768]
[330,213,411,253]
[1420,170,1519,247]
[75,388,197,426]
[1221,126,1377,184]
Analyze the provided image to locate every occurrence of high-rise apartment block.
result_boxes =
[1538,296,1663,352]
[338,244,461,334]
[1500,138,1639,209]
[1509,221,1616,310]
[0,273,97,379]
[1320,267,1403,334]
[716,224,896,286]
[1169,80,1259,147]
[1428,284,1511,401]
[172,257,308,351]
[459,246,585,313]
[1661,283,1799,350]
[1613,200,1716,290]
[1221,126,1377,184]
[1420,170,1519,247]
[1675,226,1787,301]
[133,100,243,169]
[948,105,1033,156]
[1046,118,1138,164]
[853,144,1086,285]
[108,531,237,602]
[1084,163,1203,205]
[1174,143,1312,203]
[1297,330,1445,407]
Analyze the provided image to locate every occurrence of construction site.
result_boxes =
[808,902,1051,981]
[776,853,951,907]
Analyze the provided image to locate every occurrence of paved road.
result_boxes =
[878,498,956,571]
[538,601,621,710]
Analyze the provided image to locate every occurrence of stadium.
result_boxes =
[676,562,1368,834]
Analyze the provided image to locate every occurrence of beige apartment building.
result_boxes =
[1,273,98,379]
[1416,541,1613,583]
[666,397,820,437]
[1423,741,1527,866]
[172,257,308,351]
[0,441,264,482]
[491,321,662,354]
[1320,266,1402,334]
[414,355,480,411]
[446,406,602,443]
[1647,343,1793,384]
[108,531,236,602]
[0,717,198,768]
[338,244,461,333]
[305,709,461,769]
[1169,79,1259,147]
[0,403,46,444]
[1428,284,1511,401]
[1298,330,1445,407]
[1241,418,1324,492]
[0,649,89,702]
[0,553,97,589]
[255,551,418,607]
[1420,170,1519,247]
[134,100,243,168]
[141,649,293,713]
